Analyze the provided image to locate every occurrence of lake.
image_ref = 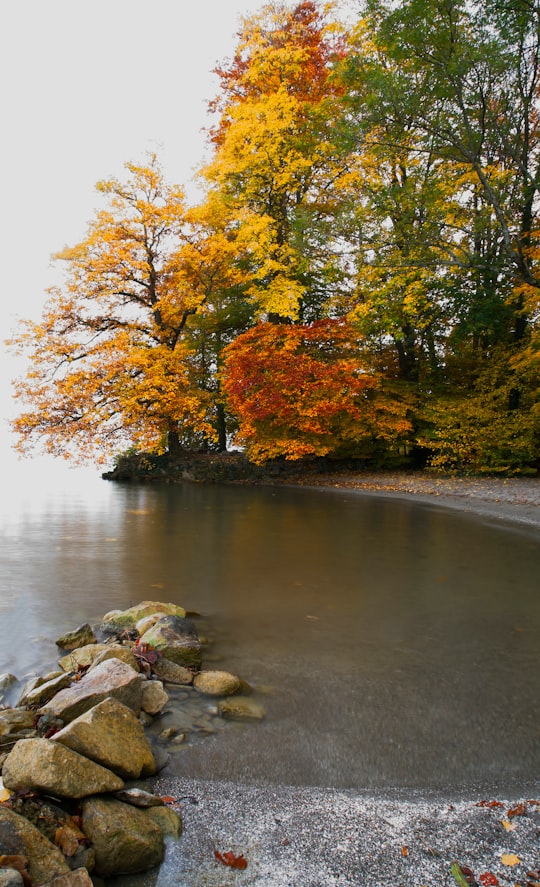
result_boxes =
[1,457,539,793]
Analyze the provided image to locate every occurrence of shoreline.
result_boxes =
[270,469,540,531]
[114,474,540,887]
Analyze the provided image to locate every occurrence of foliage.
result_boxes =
[222,319,412,463]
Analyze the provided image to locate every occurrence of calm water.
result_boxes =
[1,458,539,792]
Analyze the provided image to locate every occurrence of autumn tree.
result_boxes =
[222,319,412,463]
[9,155,215,462]
[203,0,348,322]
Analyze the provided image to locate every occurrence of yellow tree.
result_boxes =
[9,155,215,463]
[203,0,348,322]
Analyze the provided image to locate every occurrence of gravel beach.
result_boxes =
[111,474,540,887]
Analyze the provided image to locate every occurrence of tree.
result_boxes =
[9,155,214,462]
[203,0,348,322]
[222,318,412,463]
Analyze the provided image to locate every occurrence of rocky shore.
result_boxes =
[0,601,262,886]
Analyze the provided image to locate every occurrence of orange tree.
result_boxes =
[222,318,412,463]
[9,155,216,463]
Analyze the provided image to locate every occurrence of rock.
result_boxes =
[193,670,241,696]
[57,644,116,672]
[138,616,201,667]
[87,644,139,672]
[81,797,164,877]
[0,674,17,693]
[55,624,97,651]
[0,710,35,736]
[0,870,24,887]
[145,805,183,838]
[218,697,265,720]
[135,614,162,635]
[17,672,62,707]
[21,672,74,708]
[113,788,164,808]
[44,870,94,886]
[151,657,193,685]
[0,806,71,884]
[141,680,169,715]
[39,659,143,722]
[52,698,156,780]
[2,738,124,798]
[101,601,186,631]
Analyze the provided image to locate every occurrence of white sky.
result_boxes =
[0,0,282,461]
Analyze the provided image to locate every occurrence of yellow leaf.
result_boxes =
[501,853,520,866]
[501,819,517,831]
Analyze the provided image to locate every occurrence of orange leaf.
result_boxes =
[215,849,248,869]
[479,874,500,886]
[161,796,177,804]
[501,853,520,866]
[507,803,527,818]
[501,819,517,831]
[401,846,409,857]
[475,799,504,808]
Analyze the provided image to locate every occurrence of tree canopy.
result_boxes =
[9,1,540,473]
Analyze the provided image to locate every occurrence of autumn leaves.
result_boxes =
[8,1,540,470]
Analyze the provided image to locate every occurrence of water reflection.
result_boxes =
[0,470,539,790]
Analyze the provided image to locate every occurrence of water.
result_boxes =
[1,458,539,792]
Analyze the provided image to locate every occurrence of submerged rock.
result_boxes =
[52,698,157,780]
[40,659,143,722]
[81,796,164,877]
[218,696,265,720]
[2,738,124,798]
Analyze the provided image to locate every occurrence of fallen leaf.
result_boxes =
[54,826,80,857]
[501,853,520,867]
[161,796,177,804]
[215,850,248,870]
[479,873,500,886]
[401,846,409,857]
[501,819,518,831]
[0,855,32,886]
[450,861,475,886]
[507,803,527,818]
[476,799,504,808]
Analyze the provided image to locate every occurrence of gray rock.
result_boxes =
[145,805,183,838]
[52,697,156,779]
[81,797,164,877]
[113,788,164,808]
[218,696,265,720]
[55,623,97,651]
[2,738,124,798]
[193,670,241,696]
[152,657,193,685]
[0,806,71,883]
[138,616,201,667]
[101,601,186,631]
[141,680,169,715]
[0,674,17,692]
[39,659,143,722]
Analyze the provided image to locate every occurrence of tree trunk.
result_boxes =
[167,427,182,461]
[216,403,227,452]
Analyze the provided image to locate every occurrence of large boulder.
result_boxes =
[55,624,96,651]
[2,738,124,798]
[52,698,157,779]
[81,797,164,877]
[0,806,70,884]
[57,644,119,672]
[193,670,241,696]
[138,616,202,667]
[20,672,74,708]
[145,805,183,838]
[39,659,143,722]
[101,601,186,631]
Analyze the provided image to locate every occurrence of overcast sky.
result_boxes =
[0,0,282,464]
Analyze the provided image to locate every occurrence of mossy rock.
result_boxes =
[102,601,186,630]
